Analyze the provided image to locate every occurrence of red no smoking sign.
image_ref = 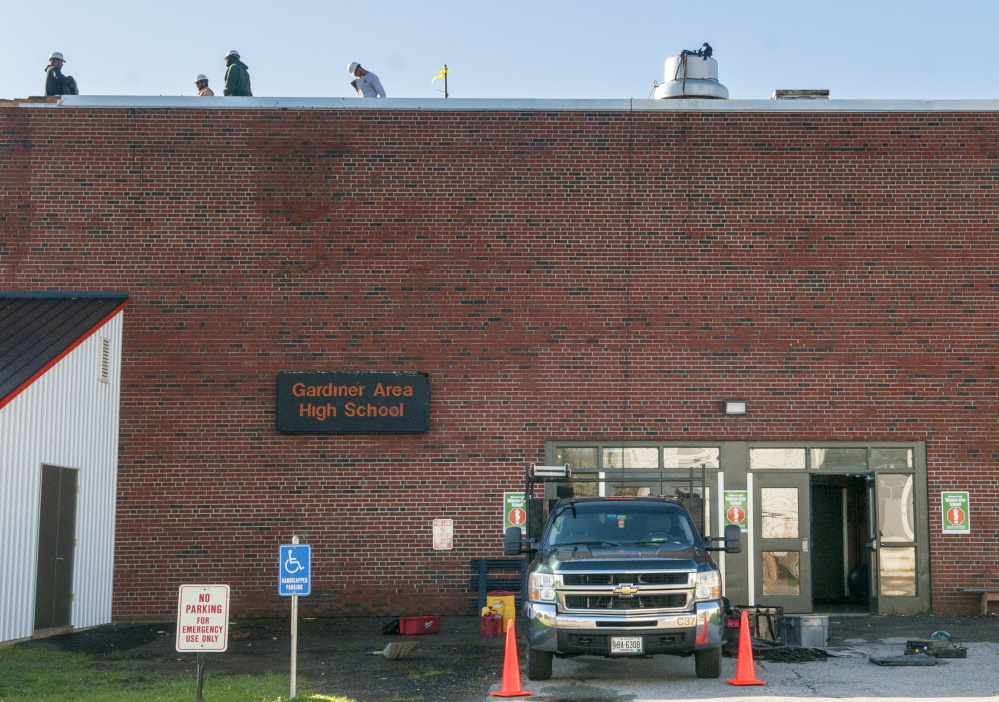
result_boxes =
[724,491,748,530]
[504,492,528,533]
[941,491,970,534]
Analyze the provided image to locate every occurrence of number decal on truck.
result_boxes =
[675,615,696,627]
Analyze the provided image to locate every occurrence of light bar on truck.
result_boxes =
[531,464,571,478]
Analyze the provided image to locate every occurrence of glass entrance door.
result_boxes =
[754,473,812,614]
[868,471,928,614]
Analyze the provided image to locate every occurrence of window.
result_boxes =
[664,447,720,469]
[750,448,805,470]
[761,487,799,538]
[602,447,658,469]
[811,448,866,471]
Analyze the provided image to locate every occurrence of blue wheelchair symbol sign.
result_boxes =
[279,544,311,596]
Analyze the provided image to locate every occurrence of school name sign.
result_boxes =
[276,371,430,433]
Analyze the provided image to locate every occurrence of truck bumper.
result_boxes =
[526,600,723,655]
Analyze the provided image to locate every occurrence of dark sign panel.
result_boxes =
[277,371,430,434]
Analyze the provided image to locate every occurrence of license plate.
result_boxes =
[610,636,643,654]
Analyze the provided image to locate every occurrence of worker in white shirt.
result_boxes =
[348,62,386,98]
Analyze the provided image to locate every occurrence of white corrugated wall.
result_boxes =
[0,311,123,643]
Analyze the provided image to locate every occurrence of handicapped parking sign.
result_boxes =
[279,544,311,596]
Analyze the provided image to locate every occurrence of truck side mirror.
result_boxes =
[724,524,742,554]
[504,526,523,555]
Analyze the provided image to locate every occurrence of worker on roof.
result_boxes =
[348,62,386,98]
[194,74,214,96]
[223,50,252,96]
[44,52,78,96]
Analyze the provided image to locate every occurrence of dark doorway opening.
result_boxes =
[810,474,869,613]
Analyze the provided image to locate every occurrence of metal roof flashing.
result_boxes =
[10,95,999,112]
[0,294,129,411]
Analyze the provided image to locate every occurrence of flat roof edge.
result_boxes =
[10,95,999,112]
[0,291,129,299]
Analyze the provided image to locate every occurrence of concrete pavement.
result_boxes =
[490,640,999,700]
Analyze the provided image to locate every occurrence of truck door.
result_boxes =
[753,472,812,614]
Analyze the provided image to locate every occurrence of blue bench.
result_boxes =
[470,558,527,613]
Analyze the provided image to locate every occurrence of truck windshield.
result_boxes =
[546,501,699,550]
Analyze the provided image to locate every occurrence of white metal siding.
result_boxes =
[0,311,123,643]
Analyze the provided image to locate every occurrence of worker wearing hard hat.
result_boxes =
[194,75,214,96]
[348,62,386,98]
[222,50,252,96]
[44,52,79,96]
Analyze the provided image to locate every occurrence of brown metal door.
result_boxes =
[34,465,78,631]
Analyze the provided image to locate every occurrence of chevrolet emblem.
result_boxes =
[613,584,639,597]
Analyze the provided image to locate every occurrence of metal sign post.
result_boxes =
[280,536,311,700]
[195,652,205,701]
[175,584,230,702]
[291,591,298,699]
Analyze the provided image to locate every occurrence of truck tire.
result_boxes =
[526,645,553,681]
[695,646,722,679]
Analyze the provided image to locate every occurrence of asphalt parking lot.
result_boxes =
[513,641,999,701]
[499,614,999,701]
[20,613,999,701]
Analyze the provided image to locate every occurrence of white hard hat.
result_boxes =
[225,49,240,59]
[49,52,65,61]
[348,61,360,74]
[195,74,208,83]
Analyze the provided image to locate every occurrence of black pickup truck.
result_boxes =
[506,487,740,681]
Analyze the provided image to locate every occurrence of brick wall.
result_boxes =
[1,105,997,618]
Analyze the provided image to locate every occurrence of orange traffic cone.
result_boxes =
[490,620,533,697]
[727,609,766,686]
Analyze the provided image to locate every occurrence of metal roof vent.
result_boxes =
[654,43,728,100]
[99,337,111,383]
[773,89,829,100]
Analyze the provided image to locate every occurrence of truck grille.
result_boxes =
[564,593,688,610]
[561,573,689,586]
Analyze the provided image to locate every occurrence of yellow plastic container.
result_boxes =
[488,591,515,631]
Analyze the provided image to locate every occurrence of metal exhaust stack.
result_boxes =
[654,43,728,100]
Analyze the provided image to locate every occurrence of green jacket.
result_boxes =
[223,60,252,96]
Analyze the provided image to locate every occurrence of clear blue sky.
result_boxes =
[2,0,996,101]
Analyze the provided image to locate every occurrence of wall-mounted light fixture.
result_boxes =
[723,400,747,415]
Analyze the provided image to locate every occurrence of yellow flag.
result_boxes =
[430,66,449,85]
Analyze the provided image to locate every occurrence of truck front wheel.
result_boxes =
[526,645,553,681]
[694,646,722,678]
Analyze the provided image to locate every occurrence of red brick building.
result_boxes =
[2,95,996,629]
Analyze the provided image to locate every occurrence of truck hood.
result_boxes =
[539,545,708,571]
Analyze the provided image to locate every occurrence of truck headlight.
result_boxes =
[529,572,556,602]
[695,570,721,600]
